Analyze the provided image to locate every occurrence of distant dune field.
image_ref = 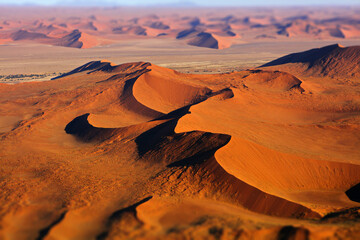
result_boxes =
[0,6,360,50]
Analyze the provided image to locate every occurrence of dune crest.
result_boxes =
[242,70,304,92]
[133,64,212,113]
[2,7,360,50]
[1,47,360,238]
[261,44,360,78]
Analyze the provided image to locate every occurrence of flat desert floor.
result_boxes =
[1,39,359,83]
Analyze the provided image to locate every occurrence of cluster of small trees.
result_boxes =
[0,72,63,82]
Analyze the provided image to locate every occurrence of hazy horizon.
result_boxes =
[1,0,360,7]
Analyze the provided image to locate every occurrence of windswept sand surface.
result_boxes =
[0,44,360,239]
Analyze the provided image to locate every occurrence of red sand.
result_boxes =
[0,43,360,239]
[1,7,360,49]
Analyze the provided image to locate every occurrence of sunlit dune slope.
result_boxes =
[133,64,212,113]
[0,46,360,239]
[175,88,360,212]
[261,44,360,79]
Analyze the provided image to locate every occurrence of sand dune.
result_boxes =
[52,60,117,78]
[176,29,234,49]
[0,44,360,239]
[187,32,220,49]
[11,29,49,41]
[133,65,212,113]
[175,87,360,213]
[242,69,304,92]
[144,21,169,30]
[261,44,360,79]
[51,29,103,48]
[62,98,319,219]
[7,28,103,48]
[1,7,360,50]
[52,29,84,48]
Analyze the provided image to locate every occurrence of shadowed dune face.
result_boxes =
[0,7,360,49]
[261,44,360,79]
[175,86,360,213]
[11,30,49,41]
[0,45,360,239]
[133,65,212,113]
[52,29,84,48]
[346,183,360,203]
[187,32,219,49]
[7,28,103,49]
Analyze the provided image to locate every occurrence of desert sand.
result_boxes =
[0,42,359,239]
[1,6,360,85]
[0,5,360,240]
[0,6,360,51]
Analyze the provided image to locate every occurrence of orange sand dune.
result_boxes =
[261,44,360,79]
[242,70,304,92]
[51,29,106,48]
[0,47,360,239]
[133,64,212,113]
[11,29,49,41]
[1,7,360,50]
[186,32,233,49]
[6,28,105,48]
[63,111,318,218]
[175,86,360,213]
